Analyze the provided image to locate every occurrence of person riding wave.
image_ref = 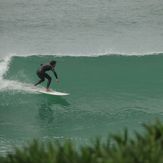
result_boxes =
[34,60,59,91]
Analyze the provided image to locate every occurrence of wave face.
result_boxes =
[1,54,163,154]
[1,0,163,57]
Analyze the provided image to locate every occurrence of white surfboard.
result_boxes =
[38,89,69,96]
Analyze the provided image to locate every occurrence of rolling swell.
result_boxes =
[3,53,163,93]
[1,53,163,154]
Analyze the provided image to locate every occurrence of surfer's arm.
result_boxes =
[54,71,59,83]
[52,69,58,79]
[51,67,59,83]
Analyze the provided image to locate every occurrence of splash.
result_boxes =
[0,56,11,80]
[0,56,37,94]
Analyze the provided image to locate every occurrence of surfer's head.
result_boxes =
[50,60,56,67]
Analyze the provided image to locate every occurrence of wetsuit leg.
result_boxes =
[34,71,45,86]
[44,73,52,89]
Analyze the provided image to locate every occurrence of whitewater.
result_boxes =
[1,0,163,155]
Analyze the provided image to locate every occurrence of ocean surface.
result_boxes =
[1,0,163,154]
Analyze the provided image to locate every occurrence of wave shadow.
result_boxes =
[38,95,71,124]
[40,94,71,107]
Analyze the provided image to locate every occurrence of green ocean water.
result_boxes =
[1,54,163,154]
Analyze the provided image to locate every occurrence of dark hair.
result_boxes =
[50,60,56,66]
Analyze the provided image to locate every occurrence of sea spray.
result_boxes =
[0,56,38,93]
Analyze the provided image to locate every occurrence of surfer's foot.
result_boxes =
[46,88,51,92]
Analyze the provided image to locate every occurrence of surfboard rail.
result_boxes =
[37,89,69,96]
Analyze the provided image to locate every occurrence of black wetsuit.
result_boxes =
[35,63,58,88]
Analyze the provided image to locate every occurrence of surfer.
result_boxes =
[34,60,59,91]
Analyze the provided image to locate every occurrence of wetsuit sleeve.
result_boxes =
[52,69,58,79]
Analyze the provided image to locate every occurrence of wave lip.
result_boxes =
[0,56,11,80]
[4,51,163,58]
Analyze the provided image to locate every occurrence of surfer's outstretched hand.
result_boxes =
[56,79,59,83]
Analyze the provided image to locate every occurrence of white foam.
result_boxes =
[0,56,11,79]
[0,56,38,94]
[0,79,38,93]
[5,50,163,58]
